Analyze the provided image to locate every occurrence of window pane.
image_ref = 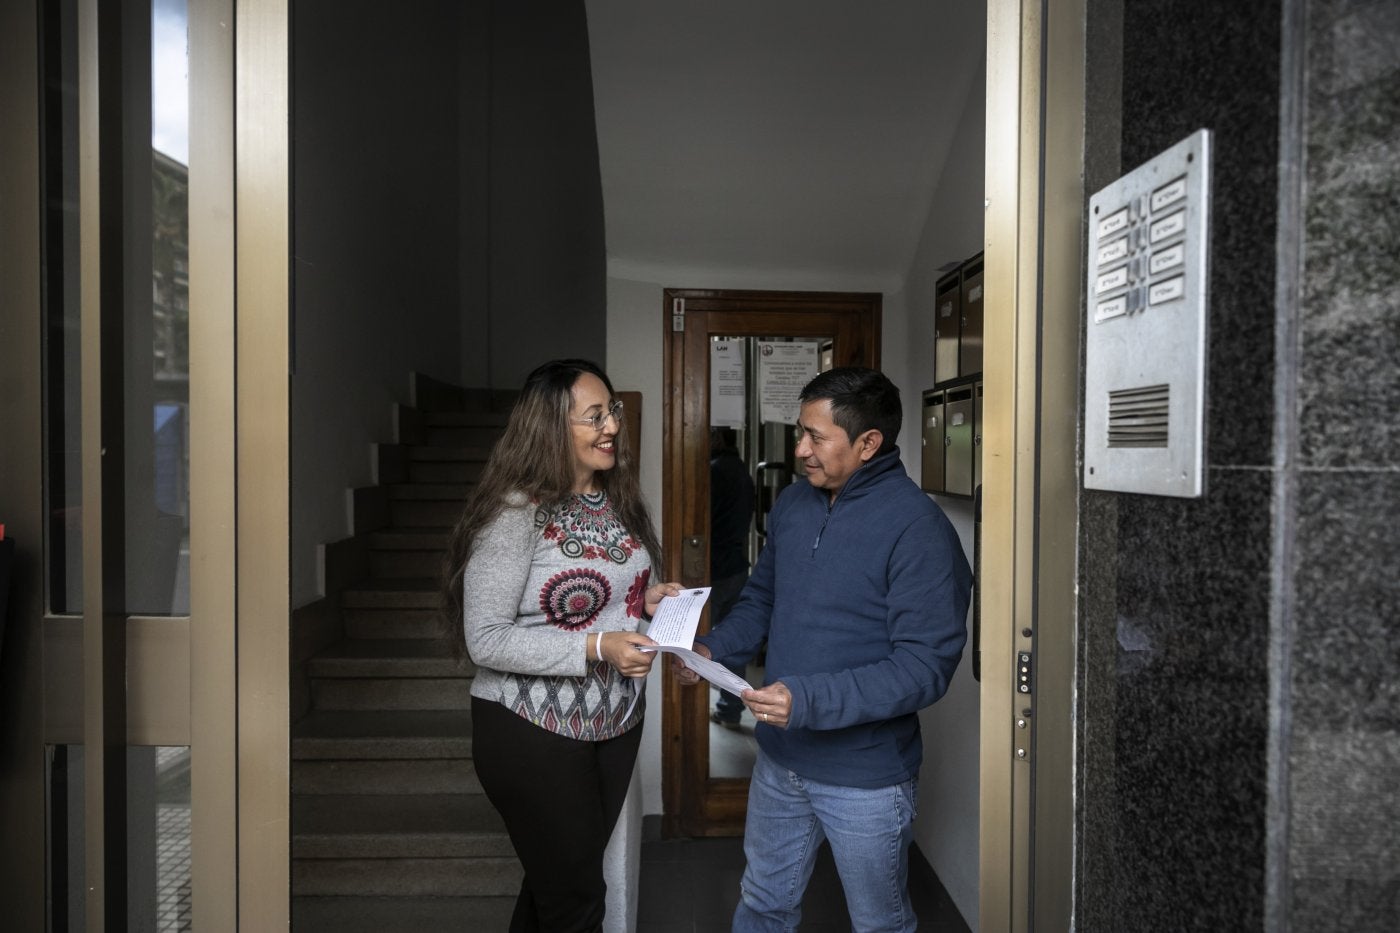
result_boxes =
[128,0,190,615]
[129,746,192,932]
[46,745,85,932]
[40,0,82,614]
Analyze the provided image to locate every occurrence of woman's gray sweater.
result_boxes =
[463,490,651,741]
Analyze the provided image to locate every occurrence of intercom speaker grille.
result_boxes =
[1107,384,1169,448]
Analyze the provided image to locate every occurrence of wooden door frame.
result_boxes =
[660,288,880,837]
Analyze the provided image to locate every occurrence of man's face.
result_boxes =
[794,398,879,500]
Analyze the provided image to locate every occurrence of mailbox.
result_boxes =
[960,254,984,376]
[921,389,945,493]
[945,385,975,497]
[934,270,961,383]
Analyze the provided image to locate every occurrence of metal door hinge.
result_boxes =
[672,298,685,332]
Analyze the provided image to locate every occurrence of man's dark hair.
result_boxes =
[798,367,901,455]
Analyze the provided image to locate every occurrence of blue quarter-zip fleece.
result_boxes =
[696,448,971,788]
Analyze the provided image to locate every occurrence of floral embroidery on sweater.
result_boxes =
[539,568,611,630]
[626,569,650,619]
[539,490,640,563]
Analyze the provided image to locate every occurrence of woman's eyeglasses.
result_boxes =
[571,399,624,432]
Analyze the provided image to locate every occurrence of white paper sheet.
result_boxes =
[619,586,754,723]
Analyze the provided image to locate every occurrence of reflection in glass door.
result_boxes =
[706,337,832,781]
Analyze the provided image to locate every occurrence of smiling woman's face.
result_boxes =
[568,372,618,493]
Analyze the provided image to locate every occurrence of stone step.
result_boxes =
[293,757,481,796]
[369,528,451,550]
[366,528,450,580]
[406,447,490,484]
[424,424,507,447]
[293,794,511,859]
[422,411,510,428]
[411,375,516,416]
[343,607,443,641]
[292,710,471,761]
[387,483,473,502]
[292,895,516,932]
[368,549,445,580]
[307,639,471,679]
[408,446,493,463]
[292,856,521,897]
[312,676,471,711]
[390,497,464,528]
[342,579,437,610]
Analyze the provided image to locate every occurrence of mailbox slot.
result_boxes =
[921,389,946,493]
[934,270,961,383]
[945,386,975,497]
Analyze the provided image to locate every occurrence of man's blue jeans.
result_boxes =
[733,749,918,932]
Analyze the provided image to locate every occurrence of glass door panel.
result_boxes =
[41,0,82,615]
[130,0,190,617]
[46,746,193,933]
[706,336,830,781]
[38,0,198,928]
[10,0,254,925]
[662,290,880,837]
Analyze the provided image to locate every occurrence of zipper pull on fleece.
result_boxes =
[811,504,833,555]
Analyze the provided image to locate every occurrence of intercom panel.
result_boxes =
[1084,129,1212,498]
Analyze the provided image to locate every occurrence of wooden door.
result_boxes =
[661,288,880,836]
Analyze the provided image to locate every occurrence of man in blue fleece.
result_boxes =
[675,367,971,933]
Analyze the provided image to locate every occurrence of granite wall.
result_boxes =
[1076,0,1398,929]
[1285,0,1399,926]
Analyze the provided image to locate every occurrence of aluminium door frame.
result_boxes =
[981,0,1083,930]
[0,0,289,927]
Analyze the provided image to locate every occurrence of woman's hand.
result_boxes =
[644,581,685,618]
[599,630,660,678]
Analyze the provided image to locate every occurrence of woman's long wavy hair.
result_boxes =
[439,359,662,656]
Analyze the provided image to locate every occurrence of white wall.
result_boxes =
[602,276,667,811]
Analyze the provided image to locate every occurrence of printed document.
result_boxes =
[620,587,754,723]
[641,587,753,696]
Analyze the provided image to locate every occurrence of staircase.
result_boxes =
[291,380,519,931]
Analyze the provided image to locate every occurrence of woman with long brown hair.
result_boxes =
[441,358,679,932]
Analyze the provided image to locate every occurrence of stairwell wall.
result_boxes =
[292,0,462,607]
[292,0,607,607]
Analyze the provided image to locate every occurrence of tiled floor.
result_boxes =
[638,819,971,932]
[155,747,193,933]
[155,801,192,931]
